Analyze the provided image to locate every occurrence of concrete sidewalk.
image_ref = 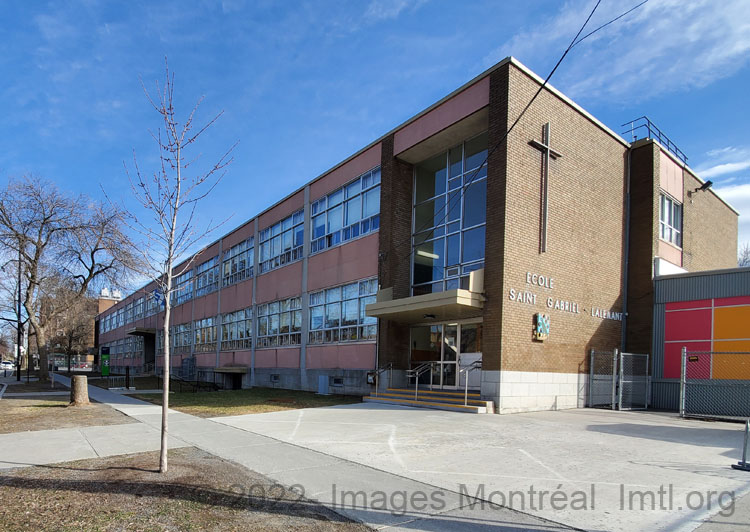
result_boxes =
[30,374,573,531]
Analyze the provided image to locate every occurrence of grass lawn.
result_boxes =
[133,387,362,417]
[0,447,368,532]
[4,380,66,393]
[89,375,162,390]
[0,397,136,434]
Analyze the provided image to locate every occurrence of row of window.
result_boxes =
[143,278,378,355]
[311,168,381,254]
[100,167,382,332]
[101,336,145,359]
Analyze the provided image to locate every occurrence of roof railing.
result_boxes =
[621,116,688,164]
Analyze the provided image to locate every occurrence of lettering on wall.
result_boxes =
[507,271,623,322]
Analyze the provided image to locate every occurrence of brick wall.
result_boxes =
[482,66,510,372]
[626,141,659,354]
[377,134,415,369]
[498,62,627,374]
[682,170,738,271]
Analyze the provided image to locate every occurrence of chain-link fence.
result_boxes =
[619,352,649,410]
[588,349,649,410]
[589,349,618,409]
[680,348,750,420]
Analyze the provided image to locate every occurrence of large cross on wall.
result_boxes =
[529,122,562,253]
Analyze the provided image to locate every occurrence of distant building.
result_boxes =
[95,57,738,413]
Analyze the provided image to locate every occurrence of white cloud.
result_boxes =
[363,0,427,22]
[714,182,750,248]
[697,161,750,179]
[484,0,750,102]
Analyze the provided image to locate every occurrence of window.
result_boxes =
[311,167,381,254]
[308,278,378,344]
[193,317,217,353]
[195,256,219,297]
[221,308,253,351]
[145,290,160,317]
[660,194,682,247]
[258,210,304,274]
[124,302,133,324]
[257,297,302,347]
[172,269,193,306]
[222,238,254,287]
[412,132,487,295]
[133,297,144,320]
[170,323,192,354]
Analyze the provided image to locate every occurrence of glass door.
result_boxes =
[441,324,458,388]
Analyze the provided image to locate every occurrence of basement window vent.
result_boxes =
[270,374,280,383]
[329,376,344,388]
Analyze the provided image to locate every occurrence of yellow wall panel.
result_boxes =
[712,340,750,379]
[713,306,750,340]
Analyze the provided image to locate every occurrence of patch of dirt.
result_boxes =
[4,381,67,393]
[0,397,136,434]
[0,447,369,531]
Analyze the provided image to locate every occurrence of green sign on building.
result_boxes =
[101,346,110,377]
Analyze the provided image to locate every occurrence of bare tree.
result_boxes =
[740,242,750,268]
[0,176,135,380]
[118,60,235,473]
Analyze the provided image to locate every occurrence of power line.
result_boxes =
[392,0,649,271]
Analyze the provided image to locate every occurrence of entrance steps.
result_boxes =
[363,387,494,414]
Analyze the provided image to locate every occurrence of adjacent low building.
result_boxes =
[95,56,739,413]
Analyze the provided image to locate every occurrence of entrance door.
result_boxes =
[410,322,482,389]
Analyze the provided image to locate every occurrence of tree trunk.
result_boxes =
[70,375,89,406]
[160,295,172,473]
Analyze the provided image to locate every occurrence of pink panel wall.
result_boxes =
[254,348,300,368]
[218,351,253,367]
[307,233,379,292]
[195,353,215,367]
[664,342,711,379]
[393,77,490,155]
[659,151,683,200]
[258,190,304,230]
[306,344,376,369]
[222,220,254,249]
[256,261,303,304]
[254,350,276,368]
[310,144,382,200]
[220,279,253,313]
[664,309,712,342]
[658,240,682,267]
[193,292,219,320]
[715,296,750,307]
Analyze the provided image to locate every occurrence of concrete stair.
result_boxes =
[363,387,494,414]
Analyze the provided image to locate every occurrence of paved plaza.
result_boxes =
[2,375,749,531]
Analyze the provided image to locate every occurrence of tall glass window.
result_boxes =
[172,270,193,306]
[412,132,487,295]
[659,193,682,247]
[193,317,217,353]
[308,278,378,344]
[221,308,253,351]
[195,256,219,297]
[257,296,302,347]
[259,210,304,274]
[222,238,254,287]
[170,322,192,354]
[310,167,381,254]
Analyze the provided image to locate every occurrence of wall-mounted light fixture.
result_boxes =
[688,180,713,197]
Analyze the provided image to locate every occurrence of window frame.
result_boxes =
[256,296,302,348]
[222,238,254,287]
[308,278,378,345]
[258,210,304,274]
[310,167,381,255]
[659,193,683,248]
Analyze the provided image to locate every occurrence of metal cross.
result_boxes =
[529,122,562,253]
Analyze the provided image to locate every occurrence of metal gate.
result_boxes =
[589,349,617,408]
[588,349,650,410]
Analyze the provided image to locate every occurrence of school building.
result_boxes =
[95,56,739,413]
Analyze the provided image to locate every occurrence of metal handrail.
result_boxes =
[406,361,438,400]
[459,360,482,406]
[620,116,688,164]
[373,362,393,397]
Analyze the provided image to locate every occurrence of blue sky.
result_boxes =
[1,0,749,258]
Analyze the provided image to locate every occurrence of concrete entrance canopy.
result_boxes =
[125,327,156,336]
[213,367,249,374]
[366,288,484,324]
